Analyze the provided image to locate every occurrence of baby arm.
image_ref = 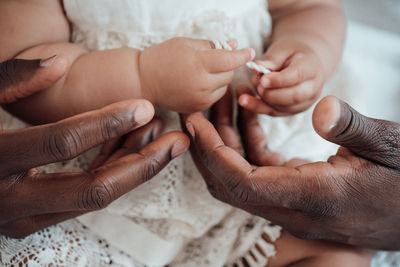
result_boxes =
[239,0,346,116]
[0,0,254,124]
[0,0,145,123]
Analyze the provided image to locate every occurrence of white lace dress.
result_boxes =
[0,0,348,266]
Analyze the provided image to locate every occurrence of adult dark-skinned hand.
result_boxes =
[0,55,68,104]
[184,88,400,251]
[0,57,190,238]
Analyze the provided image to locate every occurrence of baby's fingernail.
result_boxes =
[261,78,270,87]
[134,103,153,124]
[171,140,188,158]
[185,122,195,138]
[227,39,238,49]
[40,55,57,67]
[249,48,256,60]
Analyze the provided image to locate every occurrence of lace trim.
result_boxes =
[228,224,282,267]
[0,219,141,267]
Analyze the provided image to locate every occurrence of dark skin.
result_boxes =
[185,88,400,250]
[0,57,190,238]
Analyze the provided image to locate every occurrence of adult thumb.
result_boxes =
[0,55,68,104]
[312,95,400,168]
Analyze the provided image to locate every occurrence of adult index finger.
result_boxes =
[0,99,154,178]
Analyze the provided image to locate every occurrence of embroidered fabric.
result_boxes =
[65,0,283,265]
[0,219,141,267]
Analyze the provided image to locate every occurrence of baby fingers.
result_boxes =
[238,94,287,116]
[201,48,255,73]
[259,52,319,89]
[238,93,317,116]
[258,79,321,107]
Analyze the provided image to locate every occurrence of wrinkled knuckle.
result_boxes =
[99,113,126,141]
[145,157,162,181]
[229,178,252,203]
[0,59,17,80]
[334,108,366,144]
[138,153,162,183]
[44,125,83,161]
[79,180,117,211]
[0,60,19,99]
[0,59,38,91]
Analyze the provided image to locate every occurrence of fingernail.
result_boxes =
[185,122,195,138]
[313,95,342,136]
[40,55,57,67]
[134,104,153,124]
[261,78,270,87]
[328,123,337,130]
[171,140,187,158]
[239,95,248,106]
[249,48,256,60]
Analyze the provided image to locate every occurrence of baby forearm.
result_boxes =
[269,0,346,79]
[7,43,144,124]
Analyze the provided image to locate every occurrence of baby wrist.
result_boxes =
[137,49,158,106]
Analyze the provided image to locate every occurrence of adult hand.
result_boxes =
[185,88,400,250]
[0,57,190,238]
[0,56,67,104]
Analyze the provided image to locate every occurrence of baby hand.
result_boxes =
[239,40,324,116]
[139,37,255,114]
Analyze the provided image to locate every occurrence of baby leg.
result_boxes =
[266,230,372,267]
